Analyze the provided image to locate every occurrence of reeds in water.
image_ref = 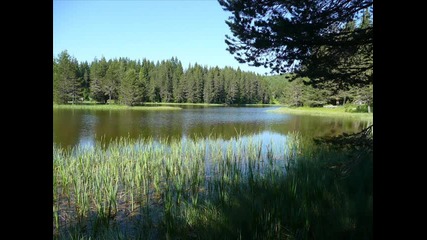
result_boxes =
[53,132,372,239]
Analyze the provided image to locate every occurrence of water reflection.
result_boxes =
[53,106,371,149]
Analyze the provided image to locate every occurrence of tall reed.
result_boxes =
[53,132,372,239]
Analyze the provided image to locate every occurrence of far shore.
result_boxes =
[53,104,182,111]
[53,103,373,121]
[268,106,373,121]
[143,102,284,107]
[53,101,285,109]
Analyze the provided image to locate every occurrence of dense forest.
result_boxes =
[53,53,271,105]
[53,52,372,111]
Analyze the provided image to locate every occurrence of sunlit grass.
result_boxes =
[53,133,372,239]
[269,106,373,120]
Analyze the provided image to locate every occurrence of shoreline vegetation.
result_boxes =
[52,102,285,111]
[143,102,284,107]
[53,103,372,121]
[53,104,182,111]
[53,134,372,239]
[269,106,373,120]
[54,50,372,115]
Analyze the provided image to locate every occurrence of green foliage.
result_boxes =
[120,68,141,106]
[103,60,122,101]
[53,50,82,104]
[139,59,151,102]
[55,53,272,105]
[89,57,108,103]
[266,75,330,107]
[358,105,372,113]
[345,104,372,113]
[55,51,371,107]
[218,0,373,88]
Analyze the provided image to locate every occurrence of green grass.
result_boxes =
[53,104,182,111]
[53,134,372,239]
[269,106,373,120]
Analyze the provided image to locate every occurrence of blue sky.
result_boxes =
[53,0,270,75]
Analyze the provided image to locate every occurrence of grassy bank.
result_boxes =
[269,106,373,121]
[53,134,372,239]
[53,104,182,111]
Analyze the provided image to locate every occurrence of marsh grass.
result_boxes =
[53,133,372,239]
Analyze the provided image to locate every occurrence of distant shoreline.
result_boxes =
[53,104,182,111]
[269,107,373,120]
[53,102,285,109]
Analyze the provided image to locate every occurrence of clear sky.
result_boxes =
[53,0,270,75]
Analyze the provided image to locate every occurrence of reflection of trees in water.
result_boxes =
[185,122,263,141]
[93,110,185,147]
[54,109,371,149]
[184,117,369,142]
[53,109,83,148]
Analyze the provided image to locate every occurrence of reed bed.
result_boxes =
[53,133,372,239]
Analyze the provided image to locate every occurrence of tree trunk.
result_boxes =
[368,105,371,113]
[72,86,75,105]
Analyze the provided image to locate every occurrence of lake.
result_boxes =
[53,106,371,149]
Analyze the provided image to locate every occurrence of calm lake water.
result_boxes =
[53,106,371,149]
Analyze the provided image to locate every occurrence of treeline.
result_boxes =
[53,51,372,110]
[53,52,271,106]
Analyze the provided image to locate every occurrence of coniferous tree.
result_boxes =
[203,67,215,104]
[53,51,373,106]
[176,70,189,103]
[188,64,204,103]
[104,60,121,103]
[138,67,148,103]
[224,67,238,104]
[53,50,81,104]
[139,59,153,102]
[148,61,162,102]
[120,68,141,106]
[218,0,373,88]
[89,57,109,103]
